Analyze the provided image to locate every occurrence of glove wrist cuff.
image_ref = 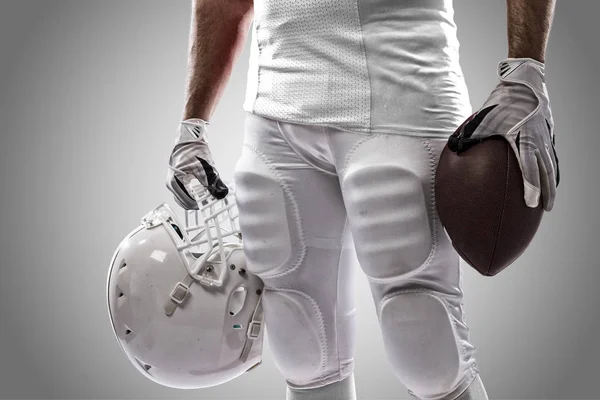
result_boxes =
[177,119,210,141]
[182,118,210,126]
[501,57,545,67]
[498,58,546,81]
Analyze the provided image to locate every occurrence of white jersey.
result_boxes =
[243,0,472,137]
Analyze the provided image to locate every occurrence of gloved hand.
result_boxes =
[448,58,560,211]
[166,119,228,210]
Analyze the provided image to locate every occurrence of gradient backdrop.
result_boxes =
[0,1,598,399]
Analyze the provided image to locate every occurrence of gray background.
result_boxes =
[0,0,598,399]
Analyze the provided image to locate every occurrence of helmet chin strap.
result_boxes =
[164,273,196,317]
[239,294,264,362]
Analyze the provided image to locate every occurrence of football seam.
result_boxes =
[488,141,511,275]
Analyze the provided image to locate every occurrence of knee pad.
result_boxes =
[233,144,305,278]
[342,162,433,280]
[379,290,466,399]
[262,288,328,387]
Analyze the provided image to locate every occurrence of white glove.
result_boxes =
[166,119,228,210]
[448,58,560,211]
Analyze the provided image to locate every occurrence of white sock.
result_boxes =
[286,374,356,400]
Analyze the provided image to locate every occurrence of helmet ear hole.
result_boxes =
[229,286,247,316]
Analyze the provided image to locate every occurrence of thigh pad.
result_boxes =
[234,144,305,278]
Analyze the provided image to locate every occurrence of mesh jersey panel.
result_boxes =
[243,0,472,137]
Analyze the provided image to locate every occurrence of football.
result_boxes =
[435,136,544,276]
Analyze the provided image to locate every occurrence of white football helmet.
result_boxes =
[106,180,264,389]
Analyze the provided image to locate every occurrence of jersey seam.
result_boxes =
[353,0,372,133]
[251,20,261,113]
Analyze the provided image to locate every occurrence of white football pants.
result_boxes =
[234,112,480,400]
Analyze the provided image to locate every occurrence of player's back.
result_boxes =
[243,0,471,137]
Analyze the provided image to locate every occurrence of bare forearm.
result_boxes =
[183,0,254,121]
[506,0,556,62]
